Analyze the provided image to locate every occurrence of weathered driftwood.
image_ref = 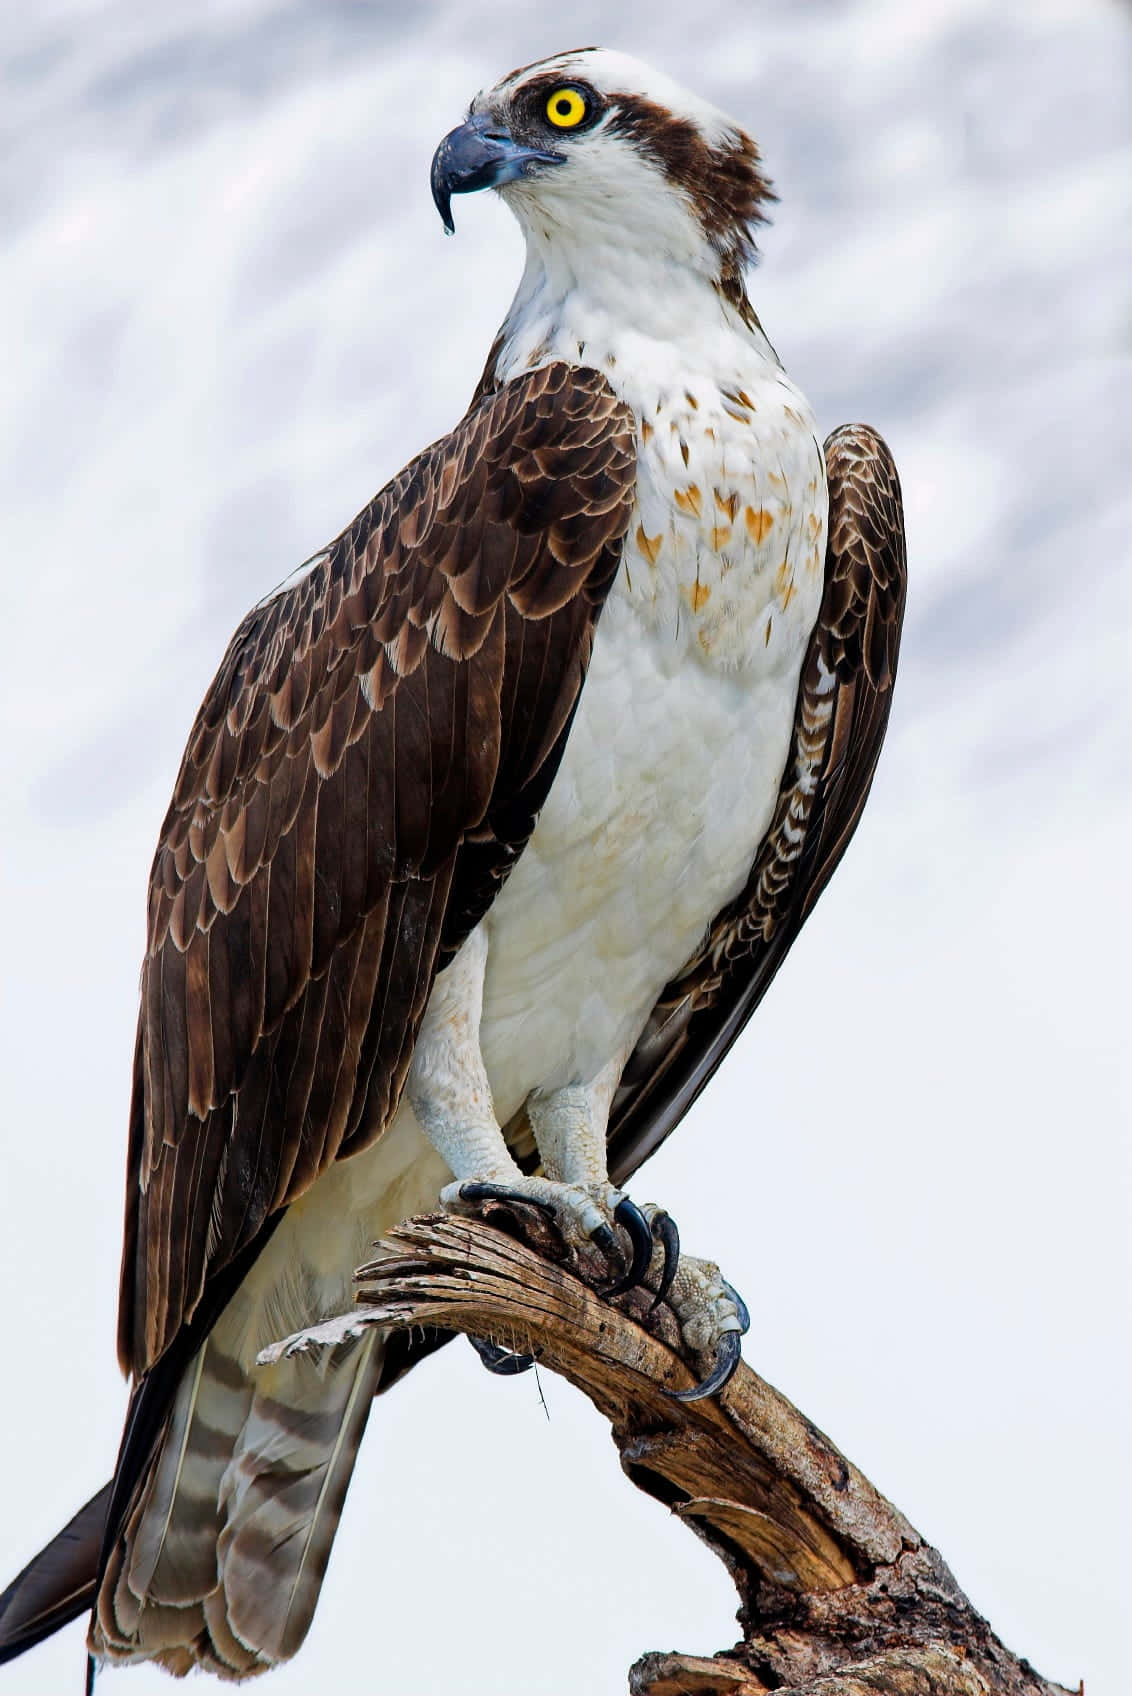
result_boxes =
[343,1210,1075,1696]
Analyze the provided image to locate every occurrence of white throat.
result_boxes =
[494,207,778,388]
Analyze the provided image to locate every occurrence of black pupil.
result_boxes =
[555,97,573,116]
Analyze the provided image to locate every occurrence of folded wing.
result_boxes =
[121,361,635,1383]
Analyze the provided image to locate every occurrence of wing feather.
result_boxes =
[118,363,635,1383]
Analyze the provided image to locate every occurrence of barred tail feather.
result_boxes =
[92,1329,384,1678]
[12,1114,447,1678]
[94,1327,257,1669]
[217,1333,382,1665]
[128,1341,254,1611]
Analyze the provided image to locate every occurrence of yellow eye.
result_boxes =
[545,87,587,129]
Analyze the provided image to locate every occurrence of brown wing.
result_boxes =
[606,422,907,1185]
[117,362,635,1379]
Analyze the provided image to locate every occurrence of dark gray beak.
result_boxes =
[430,113,564,234]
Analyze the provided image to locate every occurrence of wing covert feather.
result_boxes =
[120,364,635,1377]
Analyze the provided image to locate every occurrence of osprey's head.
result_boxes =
[431,48,774,316]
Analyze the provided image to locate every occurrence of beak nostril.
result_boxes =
[430,117,566,234]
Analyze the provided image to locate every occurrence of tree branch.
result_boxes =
[277,1212,1077,1696]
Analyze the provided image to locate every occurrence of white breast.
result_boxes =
[478,343,828,1122]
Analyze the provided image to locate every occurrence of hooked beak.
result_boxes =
[430,113,565,234]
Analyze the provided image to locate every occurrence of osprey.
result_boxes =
[0,47,906,1683]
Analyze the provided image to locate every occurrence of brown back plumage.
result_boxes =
[120,360,635,1381]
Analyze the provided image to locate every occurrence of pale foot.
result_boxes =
[445,1172,655,1379]
[441,1174,655,1293]
[635,1203,750,1401]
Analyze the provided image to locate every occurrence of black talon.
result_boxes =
[467,1335,536,1375]
[666,1328,743,1403]
[589,1221,618,1260]
[647,1210,681,1311]
[720,1277,751,1335]
[458,1180,557,1219]
[603,1196,655,1296]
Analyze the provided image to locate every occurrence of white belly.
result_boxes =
[478,587,809,1120]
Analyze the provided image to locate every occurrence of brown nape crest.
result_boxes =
[606,92,776,325]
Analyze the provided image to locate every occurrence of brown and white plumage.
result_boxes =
[0,47,906,1683]
[607,423,907,1181]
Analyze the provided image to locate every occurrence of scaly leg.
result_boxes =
[407,941,646,1273]
[523,1054,652,1291]
[406,930,747,1397]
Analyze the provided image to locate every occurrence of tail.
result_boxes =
[0,1335,388,1681]
[2,1114,448,1679]
[0,1484,110,1664]
[92,1322,384,1678]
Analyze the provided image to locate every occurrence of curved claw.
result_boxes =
[457,1180,557,1219]
[720,1277,751,1336]
[647,1210,681,1312]
[603,1196,655,1296]
[467,1334,536,1375]
[589,1221,618,1260]
[665,1328,743,1404]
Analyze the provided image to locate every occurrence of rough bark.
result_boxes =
[347,1211,1076,1696]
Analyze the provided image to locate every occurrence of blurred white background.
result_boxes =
[1,2,1128,1692]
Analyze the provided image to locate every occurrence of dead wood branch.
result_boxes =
[349,1213,1075,1696]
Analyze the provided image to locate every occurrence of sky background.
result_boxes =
[1,1,1129,1692]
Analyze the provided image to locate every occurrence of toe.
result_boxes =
[660,1255,750,1403]
[665,1328,743,1403]
[442,1175,668,1302]
[453,1180,557,1219]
